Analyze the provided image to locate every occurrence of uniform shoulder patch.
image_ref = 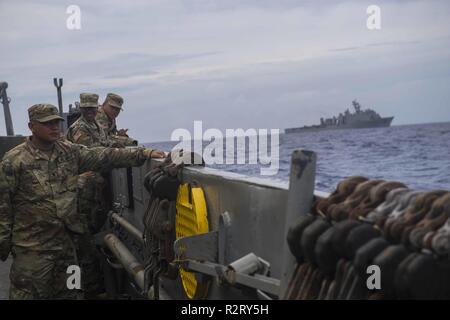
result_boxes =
[73,130,84,142]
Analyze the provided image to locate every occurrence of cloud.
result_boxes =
[329,46,361,52]
[0,0,450,142]
[329,40,424,52]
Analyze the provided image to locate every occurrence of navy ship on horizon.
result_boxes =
[285,100,394,133]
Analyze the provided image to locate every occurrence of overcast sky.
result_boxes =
[1,0,449,142]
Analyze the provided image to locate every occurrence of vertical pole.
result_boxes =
[279,149,316,298]
[53,78,64,132]
[0,82,14,136]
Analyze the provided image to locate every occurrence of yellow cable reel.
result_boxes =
[175,183,210,299]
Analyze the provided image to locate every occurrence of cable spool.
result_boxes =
[175,183,210,299]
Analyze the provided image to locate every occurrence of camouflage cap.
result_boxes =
[80,93,99,108]
[28,104,64,123]
[105,93,123,109]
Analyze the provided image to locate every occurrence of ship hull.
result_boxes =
[285,116,394,134]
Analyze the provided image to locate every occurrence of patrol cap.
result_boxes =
[105,93,123,109]
[28,104,64,123]
[80,93,99,108]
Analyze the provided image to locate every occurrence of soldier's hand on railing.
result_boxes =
[117,128,129,137]
[144,148,166,159]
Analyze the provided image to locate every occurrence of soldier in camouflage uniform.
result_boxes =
[0,104,165,299]
[66,93,117,148]
[66,93,116,230]
[96,93,137,147]
[67,93,116,234]
[66,93,117,298]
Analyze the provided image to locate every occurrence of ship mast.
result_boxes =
[352,100,361,113]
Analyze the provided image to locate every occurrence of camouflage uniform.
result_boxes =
[66,93,115,296]
[0,104,153,299]
[66,115,116,148]
[66,93,117,148]
[66,93,117,233]
[96,93,137,147]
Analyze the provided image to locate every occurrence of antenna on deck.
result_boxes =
[0,82,14,136]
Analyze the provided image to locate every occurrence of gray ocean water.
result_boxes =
[146,122,450,192]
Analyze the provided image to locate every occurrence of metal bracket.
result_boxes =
[173,210,279,297]
[173,211,232,263]
[183,260,280,297]
[113,202,125,215]
[226,253,270,280]
[218,211,232,264]
[174,231,218,262]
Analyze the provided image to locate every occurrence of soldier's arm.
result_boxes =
[76,144,162,173]
[0,160,18,261]
[110,134,138,147]
[105,137,126,148]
